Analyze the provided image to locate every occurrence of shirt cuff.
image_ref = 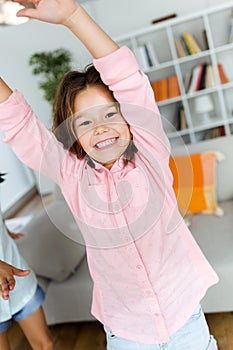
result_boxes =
[93,46,140,86]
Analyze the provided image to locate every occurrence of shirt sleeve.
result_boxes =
[93,46,171,160]
[0,90,77,185]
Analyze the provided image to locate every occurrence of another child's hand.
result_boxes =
[8,231,24,240]
[4,223,24,240]
[15,0,79,25]
[0,260,30,300]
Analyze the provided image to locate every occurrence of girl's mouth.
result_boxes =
[95,137,118,150]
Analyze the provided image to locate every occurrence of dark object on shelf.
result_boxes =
[151,13,177,25]
[210,126,226,139]
[0,173,7,183]
[202,29,209,50]
[177,103,187,131]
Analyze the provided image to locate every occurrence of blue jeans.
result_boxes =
[0,285,45,334]
[104,305,218,350]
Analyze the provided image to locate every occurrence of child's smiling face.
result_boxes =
[73,85,131,169]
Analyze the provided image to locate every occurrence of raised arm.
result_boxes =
[16,0,119,58]
[0,78,13,104]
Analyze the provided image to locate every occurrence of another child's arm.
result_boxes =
[0,260,30,300]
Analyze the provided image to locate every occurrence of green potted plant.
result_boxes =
[29,48,73,105]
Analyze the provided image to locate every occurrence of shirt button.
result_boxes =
[145,289,154,297]
[136,264,143,270]
[153,313,160,317]
[114,204,121,211]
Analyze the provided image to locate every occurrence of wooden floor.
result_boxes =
[7,313,233,350]
[8,321,106,350]
[6,194,233,349]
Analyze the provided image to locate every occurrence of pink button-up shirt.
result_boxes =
[0,47,218,344]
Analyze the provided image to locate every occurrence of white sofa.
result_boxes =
[17,135,233,325]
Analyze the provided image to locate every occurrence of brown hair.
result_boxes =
[52,64,137,165]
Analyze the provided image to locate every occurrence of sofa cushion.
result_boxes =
[172,136,233,202]
[17,201,86,282]
[169,151,223,216]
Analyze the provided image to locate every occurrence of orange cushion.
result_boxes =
[169,152,222,216]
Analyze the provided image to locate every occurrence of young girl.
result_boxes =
[0,173,55,350]
[0,0,219,349]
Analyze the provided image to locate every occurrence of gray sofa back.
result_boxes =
[171,136,233,202]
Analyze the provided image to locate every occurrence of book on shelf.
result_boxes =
[177,104,188,130]
[217,63,229,84]
[198,62,208,90]
[175,32,203,57]
[167,75,180,98]
[159,78,168,101]
[189,34,203,53]
[134,46,149,70]
[205,64,216,88]
[174,37,187,58]
[185,62,229,93]
[134,42,159,70]
[183,32,196,55]
[179,34,191,55]
[151,75,180,102]
[145,41,159,66]
[151,80,161,101]
[204,64,229,87]
[187,63,204,93]
[202,29,209,50]
[210,126,226,138]
[184,70,192,93]
[144,43,153,67]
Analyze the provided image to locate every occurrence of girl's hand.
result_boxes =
[15,0,79,24]
[0,261,30,300]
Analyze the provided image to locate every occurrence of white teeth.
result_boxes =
[95,138,116,149]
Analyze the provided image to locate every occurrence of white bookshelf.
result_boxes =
[115,2,233,146]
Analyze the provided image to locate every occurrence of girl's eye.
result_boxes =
[79,120,92,127]
[105,112,116,119]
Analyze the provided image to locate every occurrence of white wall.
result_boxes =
[0,0,232,194]
[91,0,232,36]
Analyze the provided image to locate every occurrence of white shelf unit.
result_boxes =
[115,2,233,146]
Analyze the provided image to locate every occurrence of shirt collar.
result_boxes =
[86,155,125,172]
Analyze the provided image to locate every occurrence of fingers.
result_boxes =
[10,232,24,240]
[7,277,16,290]
[12,268,31,277]
[0,278,14,300]
[16,8,38,19]
[14,0,37,6]
[15,0,38,18]
[0,268,30,300]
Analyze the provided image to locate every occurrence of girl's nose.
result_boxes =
[94,124,109,135]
